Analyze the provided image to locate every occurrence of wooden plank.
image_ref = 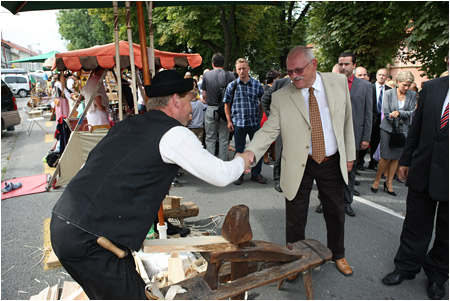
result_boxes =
[142,236,238,253]
[162,201,198,219]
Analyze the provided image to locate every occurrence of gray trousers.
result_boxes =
[344,150,358,207]
[204,105,229,161]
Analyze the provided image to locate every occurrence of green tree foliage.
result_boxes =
[56,9,114,51]
[306,1,407,77]
[153,2,309,79]
[306,1,448,79]
[400,1,449,78]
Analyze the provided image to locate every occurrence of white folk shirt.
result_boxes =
[160,126,244,186]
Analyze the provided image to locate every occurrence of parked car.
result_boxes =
[1,80,21,131]
[1,74,32,98]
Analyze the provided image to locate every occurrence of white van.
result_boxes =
[1,74,32,98]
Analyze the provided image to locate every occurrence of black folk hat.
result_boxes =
[145,70,194,98]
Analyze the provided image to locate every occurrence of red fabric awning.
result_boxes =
[53,41,202,72]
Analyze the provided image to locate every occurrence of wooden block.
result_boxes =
[46,249,61,268]
[60,281,89,300]
[143,236,239,253]
[221,205,252,245]
[162,201,198,219]
[162,195,182,209]
[48,284,59,300]
[168,252,186,284]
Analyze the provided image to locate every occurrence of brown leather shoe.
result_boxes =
[286,273,299,282]
[335,258,353,276]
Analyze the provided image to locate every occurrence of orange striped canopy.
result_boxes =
[53,41,202,72]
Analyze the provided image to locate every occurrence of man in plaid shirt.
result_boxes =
[224,58,267,185]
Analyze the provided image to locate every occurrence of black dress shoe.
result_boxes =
[355,170,361,176]
[171,179,182,187]
[274,182,283,192]
[382,271,415,286]
[234,175,244,185]
[251,174,267,184]
[355,180,360,186]
[428,282,446,300]
[345,206,356,216]
[353,189,361,196]
[315,204,323,213]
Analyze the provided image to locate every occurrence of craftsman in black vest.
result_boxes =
[50,70,251,300]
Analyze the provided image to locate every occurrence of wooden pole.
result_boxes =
[158,204,165,226]
[136,1,150,86]
[113,1,123,121]
[146,1,155,78]
[125,1,139,115]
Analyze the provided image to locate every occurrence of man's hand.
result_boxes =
[227,121,234,133]
[346,161,354,173]
[398,166,409,181]
[360,141,369,150]
[235,151,255,174]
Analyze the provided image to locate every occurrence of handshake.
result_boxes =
[235,150,255,174]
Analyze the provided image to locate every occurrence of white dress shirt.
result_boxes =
[301,73,338,157]
[160,126,244,187]
[442,91,449,117]
[375,82,387,111]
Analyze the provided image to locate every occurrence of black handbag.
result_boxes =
[389,119,406,148]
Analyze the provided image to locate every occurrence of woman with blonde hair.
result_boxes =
[371,71,417,196]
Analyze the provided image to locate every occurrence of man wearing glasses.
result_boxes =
[244,45,355,278]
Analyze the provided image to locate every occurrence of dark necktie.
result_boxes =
[308,87,325,164]
[440,103,449,130]
[377,86,383,114]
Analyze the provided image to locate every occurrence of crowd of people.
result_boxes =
[48,46,448,300]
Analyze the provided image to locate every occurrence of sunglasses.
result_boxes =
[287,60,313,76]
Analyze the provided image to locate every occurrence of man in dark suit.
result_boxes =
[261,76,291,192]
[382,75,449,300]
[337,52,372,216]
[358,68,391,170]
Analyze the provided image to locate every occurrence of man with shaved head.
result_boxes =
[355,66,370,81]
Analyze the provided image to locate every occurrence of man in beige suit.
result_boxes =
[244,45,356,277]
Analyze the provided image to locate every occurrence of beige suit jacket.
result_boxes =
[247,72,356,200]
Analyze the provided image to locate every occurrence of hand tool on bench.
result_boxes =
[155,204,332,300]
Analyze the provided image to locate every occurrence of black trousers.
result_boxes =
[344,151,358,206]
[394,188,449,284]
[285,154,346,260]
[50,214,147,300]
[273,134,283,182]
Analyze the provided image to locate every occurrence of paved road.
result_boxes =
[1,96,447,300]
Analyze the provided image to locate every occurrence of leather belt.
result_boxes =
[308,153,337,163]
